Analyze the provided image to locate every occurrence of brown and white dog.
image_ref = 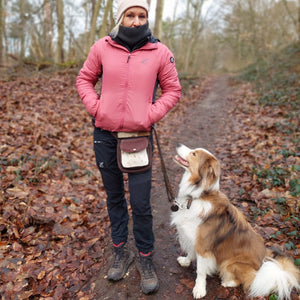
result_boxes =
[171,143,300,299]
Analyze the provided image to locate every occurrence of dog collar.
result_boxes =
[173,195,193,210]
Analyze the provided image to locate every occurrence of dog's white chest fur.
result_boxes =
[171,200,212,255]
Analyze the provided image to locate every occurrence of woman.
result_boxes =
[76,0,181,294]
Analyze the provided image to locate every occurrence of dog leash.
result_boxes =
[153,127,179,212]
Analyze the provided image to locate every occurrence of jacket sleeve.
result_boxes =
[149,45,181,124]
[76,41,103,117]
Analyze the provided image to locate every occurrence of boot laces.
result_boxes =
[140,256,155,279]
[112,247,125,268]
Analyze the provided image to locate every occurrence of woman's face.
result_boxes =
[122,7,148,27]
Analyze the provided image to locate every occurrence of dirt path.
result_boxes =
[92,75,246,299]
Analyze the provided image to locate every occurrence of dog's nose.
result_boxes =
[177,143,182,148]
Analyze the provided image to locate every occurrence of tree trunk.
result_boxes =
[154,0,164,39]
[172,0,179,20]
[0,0,3,65]
[299,0,300,40]
[43,0,53,60]
[99,0,113,38]
[281,0,300,40]
[83,2,89,55]
[109,1,114,29]
[89,0,102,48]
[19,0,25,60]
[182,0,206,73]
[31,33,44,60]
[183,0,191,73]
[56,0,64,63]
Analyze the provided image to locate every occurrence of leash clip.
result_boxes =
[172,195,193,211]
[171,204,179,212]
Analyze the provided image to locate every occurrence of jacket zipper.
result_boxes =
[120,53,131,129]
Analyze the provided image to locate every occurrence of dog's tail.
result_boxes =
[249,251,300,300]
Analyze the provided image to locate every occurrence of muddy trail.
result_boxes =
[91,76,247,300]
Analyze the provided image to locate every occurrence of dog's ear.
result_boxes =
[204,157,221,190]
[208,158,220,180]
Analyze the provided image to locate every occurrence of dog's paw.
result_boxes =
[193,283,206,299]
[221,279,238,287]
[177,256,191,267]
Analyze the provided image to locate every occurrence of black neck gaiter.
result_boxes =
[113,21,152,52]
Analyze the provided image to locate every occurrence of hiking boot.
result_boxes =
[136,252,159,294]
[107,244,134,281]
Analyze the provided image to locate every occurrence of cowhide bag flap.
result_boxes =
[117,132,152,173]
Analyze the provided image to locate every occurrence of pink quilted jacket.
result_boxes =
[76,36,181,132]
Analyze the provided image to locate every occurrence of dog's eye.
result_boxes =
[192,152,196,156]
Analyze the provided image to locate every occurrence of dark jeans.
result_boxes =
[93,127,154,253]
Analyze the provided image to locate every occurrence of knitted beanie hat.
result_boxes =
[116,0,149,22]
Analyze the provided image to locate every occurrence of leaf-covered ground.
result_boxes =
[216,78,299,255]
[0,72,110,299]
[0,70,299,299]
